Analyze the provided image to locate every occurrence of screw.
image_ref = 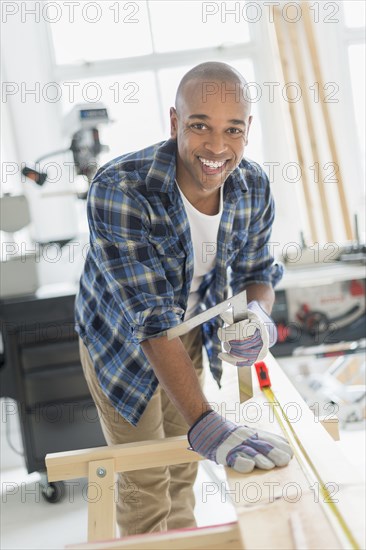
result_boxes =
[96,467,106,477]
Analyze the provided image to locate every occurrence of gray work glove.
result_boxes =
[188,410,293,473]
[218,301,278,367]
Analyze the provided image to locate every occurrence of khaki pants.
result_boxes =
[78,327,204,536]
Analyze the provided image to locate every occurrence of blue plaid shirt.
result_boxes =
[75,139,283,425]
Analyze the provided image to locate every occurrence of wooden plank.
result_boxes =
[88,458,116,542]
[226,449,310,505]
[263,353,361,487]
[336,485,366,548]
[237,493,342,550]
[46,436,202,482]
[66,522,243,550]
[301,0,353,240]
[334,356,365,385]
[286,10,334,242]
[227,352,365,550]
[272,6,318,242]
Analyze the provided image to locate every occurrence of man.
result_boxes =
[75,62,292,536]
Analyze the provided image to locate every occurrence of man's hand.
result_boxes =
[188,411,293,473]
[217,300,277,367]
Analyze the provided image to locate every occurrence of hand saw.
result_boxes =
[165,289,253,403]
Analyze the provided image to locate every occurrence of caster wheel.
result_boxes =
[41,480,65,503]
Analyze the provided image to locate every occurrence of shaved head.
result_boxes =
[175,61,251,114]
[170,61,253,202]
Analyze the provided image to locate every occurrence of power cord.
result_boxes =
[4,399,24,456]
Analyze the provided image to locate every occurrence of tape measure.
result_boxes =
[249,361,360,550]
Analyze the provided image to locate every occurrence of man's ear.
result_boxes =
[170,107,178,139]
[245,115,253,146]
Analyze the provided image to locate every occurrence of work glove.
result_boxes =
[217,300,277,367]
[188,411,293,473]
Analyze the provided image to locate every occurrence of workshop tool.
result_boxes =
[294,339,366,360]
[232,293,254,403]
[165,290,254,402]
[276,277,366,351]
[296,303,364,336]
[254,361,271,388]
[165,290,248,340]
[22,103,110,199]
[254,359,360,549]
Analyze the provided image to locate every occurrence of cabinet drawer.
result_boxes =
[21,340,80,372]
[23,364,90,406]
[25,399,105,471]
[16,321,77,346]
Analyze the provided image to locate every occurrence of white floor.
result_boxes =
[1,458,236,549]
[1,356,365,549]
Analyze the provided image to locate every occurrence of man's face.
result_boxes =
[170,79,252,196]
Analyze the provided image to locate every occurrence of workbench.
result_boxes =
[46,353,365,550]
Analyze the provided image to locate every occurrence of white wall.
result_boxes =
[1,13,79,243]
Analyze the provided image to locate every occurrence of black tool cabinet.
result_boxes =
[0,291,105,502]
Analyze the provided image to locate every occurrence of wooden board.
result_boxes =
[46,436,202,482]
[88,458,116,542]
[300,0,353,239]
[66,522,242,550]
[226,353,365,549]
[237,493,341,550]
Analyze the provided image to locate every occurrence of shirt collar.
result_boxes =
[225,164,249,203]
[146,139,177,193]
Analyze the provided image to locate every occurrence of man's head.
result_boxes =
[170,62,252,197]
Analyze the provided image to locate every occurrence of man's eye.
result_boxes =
[190,123,207,130]
[227,128,243,135]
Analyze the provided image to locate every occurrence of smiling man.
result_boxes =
[75,62,292,537]
[172,70,252,208]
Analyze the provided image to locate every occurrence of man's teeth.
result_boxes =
[199,158,226,169]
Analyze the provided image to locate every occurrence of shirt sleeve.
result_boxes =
[88,173,184,343]
[229,166,284,293]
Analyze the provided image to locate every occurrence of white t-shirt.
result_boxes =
[175,181,224,319]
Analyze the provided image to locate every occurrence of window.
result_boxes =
[348,44,365,175]
[50,2,153,64]
[343,0,365,28]
[49,1,250,64]
[50,1,259,161]
[342,0,366,181]
[148,1,250,53]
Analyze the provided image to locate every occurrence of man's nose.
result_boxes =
[205,133,227,156]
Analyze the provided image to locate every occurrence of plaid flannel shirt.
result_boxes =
[75,138,283,425]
